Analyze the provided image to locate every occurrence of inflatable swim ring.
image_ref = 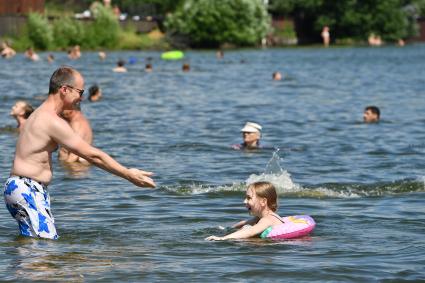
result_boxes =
[161,50,184,60]
[260,215,315,240]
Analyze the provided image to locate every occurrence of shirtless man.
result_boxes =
[3,66,155,239]
[113,59,127,72]
[58,105,93,163]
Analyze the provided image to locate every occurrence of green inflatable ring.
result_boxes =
[161,50,184,60]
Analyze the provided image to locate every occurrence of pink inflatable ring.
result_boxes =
[260,215,316,240]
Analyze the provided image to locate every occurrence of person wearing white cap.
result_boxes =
[232,122,262,150]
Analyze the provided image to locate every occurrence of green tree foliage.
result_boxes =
[26,6,120,50]
[269,0,419,42]
[84,4,120,48]
[53,17,85,48]
[27,13,53,50]
[165,0,270,47]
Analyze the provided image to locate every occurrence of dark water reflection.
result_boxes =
[1,46,425,281]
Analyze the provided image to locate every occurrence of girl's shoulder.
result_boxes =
[263,213,285,226]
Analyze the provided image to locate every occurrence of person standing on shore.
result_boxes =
[3,66,155,240]
[321,26,330,47]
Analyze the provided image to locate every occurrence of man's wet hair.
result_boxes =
[49,66,77,94]
[365,106,380,118]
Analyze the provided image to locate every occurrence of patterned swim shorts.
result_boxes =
[4,176,58,239]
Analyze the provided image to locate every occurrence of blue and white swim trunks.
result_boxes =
[4,176,58,239]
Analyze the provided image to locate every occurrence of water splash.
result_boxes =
[246,148,302,194]
[161,150,425,198]
[264,148,284,175]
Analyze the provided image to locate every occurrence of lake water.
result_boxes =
[0,45,424,282]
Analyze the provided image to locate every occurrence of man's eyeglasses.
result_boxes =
[64,85,84,97]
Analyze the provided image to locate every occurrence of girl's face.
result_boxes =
[10,102,26,117]
[244,187,266,217]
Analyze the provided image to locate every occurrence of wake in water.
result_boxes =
[163,149,425,198]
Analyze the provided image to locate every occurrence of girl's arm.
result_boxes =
[232,217,259,229]
[206,217,272,241]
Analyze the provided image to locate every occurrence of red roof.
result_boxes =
[0,0,44,15]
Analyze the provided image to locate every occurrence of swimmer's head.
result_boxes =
[10,101,34,119]
[117,59,125,67]
[182,63,190,72]
[98,51,106,60]
[88,85,102,102]
[241,122,262,147]
[273,72,282,81]
[248,182,278,212]
[363,106,380,123]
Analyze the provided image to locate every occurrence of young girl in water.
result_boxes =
[206,181,284,240]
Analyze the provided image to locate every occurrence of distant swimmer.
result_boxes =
[206,182,285,240]
[3,66,155,240]
[363,106,380,123]
[182,63,190,72]
[145,63,153,72]
[24,47,40,61]
[216,50,224,59]
[113,59,127,72]
[98,51,106,60]
[47,54,55,63]
[10,100,34,132]
[273,71,282,81]
[88,84,102,102]
[232,122,262,150]
[58,105,93,163]
[1,42,16,59]
[68,45,81,59]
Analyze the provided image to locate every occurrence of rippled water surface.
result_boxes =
[1,46,425,282]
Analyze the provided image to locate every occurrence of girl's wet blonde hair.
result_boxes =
[248,181,278,212]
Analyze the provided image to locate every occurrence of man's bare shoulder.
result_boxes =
[30,106,62,129]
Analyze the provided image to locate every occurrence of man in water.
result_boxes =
[113,59,127,72]
[3,66,155,239]
[232,122,262,150]
[58,105,93,163]
[363,106,380,123]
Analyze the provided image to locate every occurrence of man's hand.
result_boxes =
[127,168,156,188]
